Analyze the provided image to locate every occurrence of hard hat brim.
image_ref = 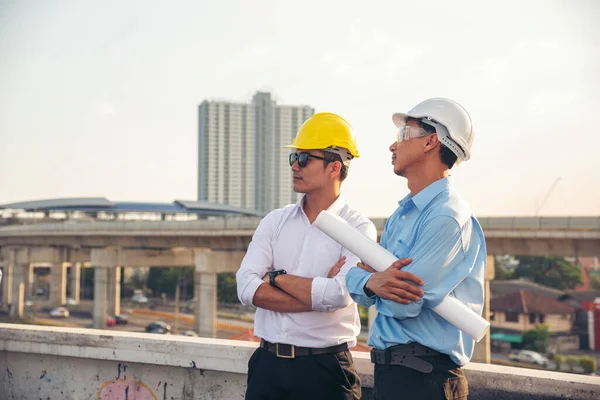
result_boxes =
[283,144,359,158]
[392,112,431,127]
[392,113,407,127]
[283,144,358,160]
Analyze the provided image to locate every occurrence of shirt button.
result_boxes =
[401,215,406,220]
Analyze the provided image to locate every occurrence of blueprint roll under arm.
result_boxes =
[314,210,489,342]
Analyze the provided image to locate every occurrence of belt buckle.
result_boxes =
[276,343,295,359]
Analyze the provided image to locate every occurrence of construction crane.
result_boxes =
[535,177,561,216]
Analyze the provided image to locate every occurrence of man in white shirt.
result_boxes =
[236,112,424,400]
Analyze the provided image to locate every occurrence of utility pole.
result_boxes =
[174,279,180,335]
[32,274,38,318]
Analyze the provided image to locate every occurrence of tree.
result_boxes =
[522,323,550,353]
[566,355,579,372]
[494,255,518,280]
[579,356,597,374]
[122,269,147,297]
[147,267,194,298]
[512,256,583,290]
[218,273,238,304]
[358,305,369,327]
[147,267,176,296]
[553,354,565,371]
[82,267,95,299]
[590,274,600,291]
[145,268,239,304]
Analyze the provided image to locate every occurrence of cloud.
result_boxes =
[382,45,423,78]
[529,91,576,114]
[319,21,423,81]
[471,39,566,88]
[243,43,270,58]
[99,101,115,115]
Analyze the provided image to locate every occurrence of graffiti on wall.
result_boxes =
[96,363,159,400]
[97,379,158,400]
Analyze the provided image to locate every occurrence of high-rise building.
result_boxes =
[198,92,313,213]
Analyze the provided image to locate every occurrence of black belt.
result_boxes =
[370,343,445,374]
[260,339,348,359]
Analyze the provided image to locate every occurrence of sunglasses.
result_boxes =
[289,152,330,168]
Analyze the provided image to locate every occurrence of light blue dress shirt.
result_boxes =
[346,177,487,365]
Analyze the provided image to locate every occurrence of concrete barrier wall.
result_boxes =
[1,324,599,400]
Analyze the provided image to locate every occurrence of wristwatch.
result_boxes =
[269,269,287,287]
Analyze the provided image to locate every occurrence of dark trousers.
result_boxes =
[245,347,361,400]
[372,355,468,400]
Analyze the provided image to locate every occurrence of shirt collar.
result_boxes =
[398,177,451,212]
[292,197,305,217]
[294,195,347,217]
[326,195,347,215]
[398,193,413,210]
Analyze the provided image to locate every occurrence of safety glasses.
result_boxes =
[289,152,330,168]
[397,125,432,144]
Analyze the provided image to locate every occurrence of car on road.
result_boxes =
[49,307,70,318]
[509,350,549,367]
[179,330,198,337]
[106,315,116,327]
[145,321,171,334]
[131,294,149,304]
[112,315,129,325]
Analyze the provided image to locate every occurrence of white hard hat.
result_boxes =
[392,98,474,164]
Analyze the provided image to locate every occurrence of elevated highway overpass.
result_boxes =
[0,215,598,256]
[0,215,598,365]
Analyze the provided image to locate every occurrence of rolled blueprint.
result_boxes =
[314,210,490,342]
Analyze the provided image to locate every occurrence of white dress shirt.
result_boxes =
[236,195,377,348]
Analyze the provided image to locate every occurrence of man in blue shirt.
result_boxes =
[346,98,486,399]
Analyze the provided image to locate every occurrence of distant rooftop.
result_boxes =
[491,289,576,314]
[0,197,264,218]
[490,279,566,300]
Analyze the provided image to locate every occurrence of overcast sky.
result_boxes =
[0,0,598,217]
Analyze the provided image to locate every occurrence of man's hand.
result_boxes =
[327,257,346,278]
[364,258,425,304]
[358,258,411,273]
[262,272,270,284]
[357,261,376,273]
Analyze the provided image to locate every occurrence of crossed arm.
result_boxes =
[251,281,313,312]
[251,258,346,312]
[236,213,383,313]
[235,211,346,313]
[237,223,425,316]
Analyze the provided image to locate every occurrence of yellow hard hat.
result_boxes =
[284,112,360,158]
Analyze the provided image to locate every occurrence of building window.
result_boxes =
[539,314,545,323]
[529,314,536,324]
[506,312,519,322]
